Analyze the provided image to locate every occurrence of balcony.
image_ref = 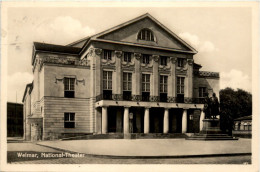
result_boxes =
[96,93,205,104]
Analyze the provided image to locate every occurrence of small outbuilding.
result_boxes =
[233,115,252,138]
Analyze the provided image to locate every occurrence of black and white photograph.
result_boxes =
[0,1,259,172]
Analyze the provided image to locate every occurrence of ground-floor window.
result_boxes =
[64,113,75,128]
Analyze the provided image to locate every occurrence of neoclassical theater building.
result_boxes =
[23,13,219,140]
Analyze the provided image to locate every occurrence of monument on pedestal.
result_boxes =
[187,93,238,140]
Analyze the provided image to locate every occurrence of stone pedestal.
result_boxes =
[186,118,238,140]
[200,119,222,134]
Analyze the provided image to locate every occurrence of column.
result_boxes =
[200,110,205,131]
[144,107,150,134]
[102,106,108,134]
[95,108,102,134]
[163,108,169,133]
[182,109,187,133]
[123,106,130,134]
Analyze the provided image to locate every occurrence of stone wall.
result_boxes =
[193,75,220,98]
[42,97,91,140]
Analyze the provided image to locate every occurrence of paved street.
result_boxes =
[7,139,251,164]
[37,138,251,156]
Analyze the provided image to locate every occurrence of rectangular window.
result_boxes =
[64,113,75,128]
[64,77,75,98]
[123,72,132,100]
[160,75,168,93]
[142,74,150,101]
[123,72,132,91]
[177,77,185,103]
[160,56,167,66]
[160,75,168,102]
[103,71,112,100]
[103,50,112,60]
[103,71,112,90]
[177,58,184,67]
[142,54,150,64]
[199,87,207,98]
[124,52,131,62]
[142,74,150,92]
[177,77,185,94]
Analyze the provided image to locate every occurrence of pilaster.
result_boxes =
[133,53,141,96]
[169,57,177,97]
[185,59,193,98]
[115,51,122,94]
[152,55,159,96]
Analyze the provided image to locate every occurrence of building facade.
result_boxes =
[23,13,219,140]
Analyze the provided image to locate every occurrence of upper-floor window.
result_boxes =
[137,28,154,41]
[160,75,168,93]
[103,71,112,90]
[177,77,185,94]
[199,87,207,98]
[177,58,185,68]
[142,74,150,92]
[64,112,75,128]
[124,52,131,62]
[123,72,132,91]
[160,56,167,66]
[142,54,150,64]
[64,77,75,98]
[103,50,112,60]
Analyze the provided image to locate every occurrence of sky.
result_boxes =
[4,6,252,103]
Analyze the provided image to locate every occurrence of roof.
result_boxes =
[32,42,82,65]
[67,36,91,47]
[34,42,81,54]
[193,63,202,69]
[22,83,33,102]
[33,13,198,64]
[70,13,197,55]
[234,115,252,121]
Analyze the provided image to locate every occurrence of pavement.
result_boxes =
[7,139,252,164]
[37,138,251,157]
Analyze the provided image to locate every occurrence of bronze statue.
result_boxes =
[203,93,219,119]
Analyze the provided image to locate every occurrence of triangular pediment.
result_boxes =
[91,13,196,53]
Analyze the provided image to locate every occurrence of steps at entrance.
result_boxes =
[61,133,187,140]
[186,133,238,140]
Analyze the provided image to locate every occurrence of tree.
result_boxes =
[219,87,252,135]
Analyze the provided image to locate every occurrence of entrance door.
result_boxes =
[187,109,200,133]
[150,108,164,133]
[107,107,117,133]
[169,108,182,133]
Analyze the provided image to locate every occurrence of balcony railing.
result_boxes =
[96,93,206,104]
